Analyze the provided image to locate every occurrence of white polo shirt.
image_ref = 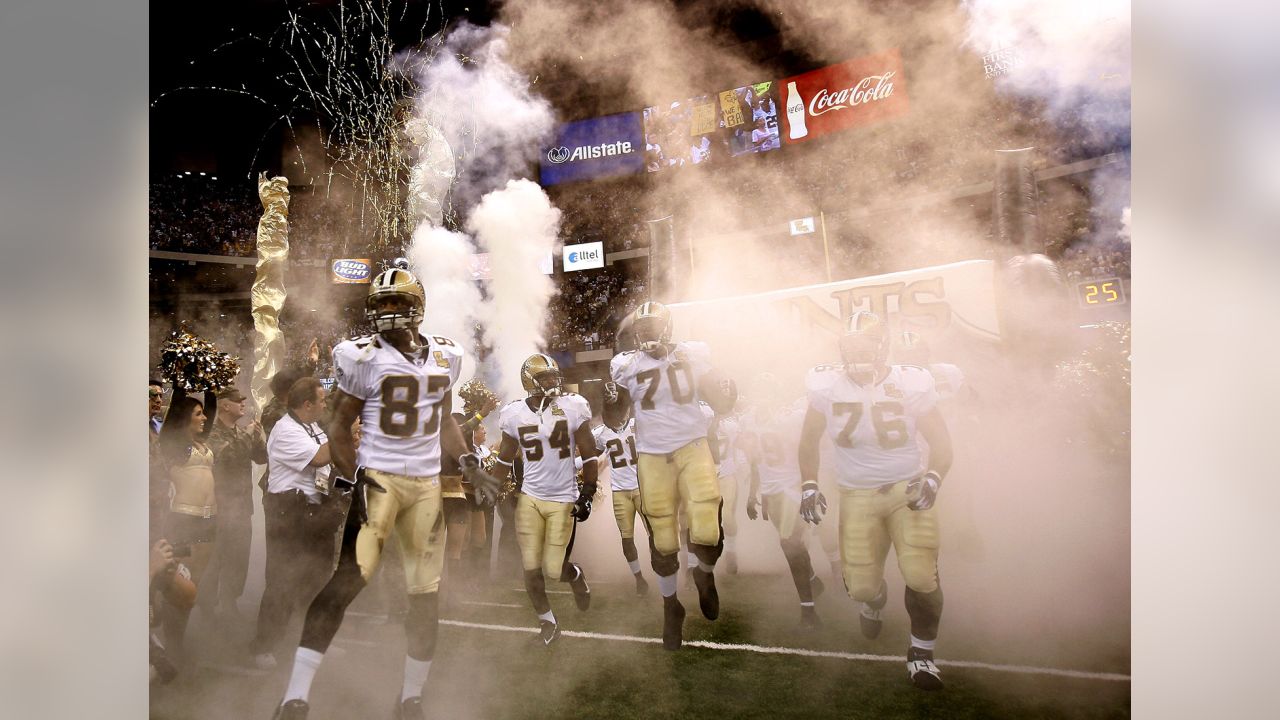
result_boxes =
[267,413,330,500]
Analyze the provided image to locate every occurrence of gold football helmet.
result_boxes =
[367,267,426,333]
[520,353,563,397]
[632,301,672,354]
[839,311,890,381]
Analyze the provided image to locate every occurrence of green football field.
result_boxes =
[153,567,1129,719]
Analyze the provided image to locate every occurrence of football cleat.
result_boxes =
[907,646,944,690]
[859,604,884,639]
[570,567,591,611]
[272,699,309,720]
[634,573,650,597]
[800,605,822,629]
[662,596,686,651]
[691,567,719,620]
[539,619,561,646]
[393,696,424,720]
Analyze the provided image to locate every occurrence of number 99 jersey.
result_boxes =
[805,364,938,490]
[333,334,463,477]
[499,393,593,503]
[609,340,713,454]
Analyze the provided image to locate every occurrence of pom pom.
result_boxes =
[160,325,241,392]
[458,378,499,417]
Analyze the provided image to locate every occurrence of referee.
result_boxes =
[250,377,349,669]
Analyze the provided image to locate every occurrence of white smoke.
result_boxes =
[408,225,482,383]
[414,22,556,204]
[468,179,561,400]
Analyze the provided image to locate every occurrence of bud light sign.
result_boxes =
[331,258,372,284]
[780,48,910,144]
[540,112,645,186]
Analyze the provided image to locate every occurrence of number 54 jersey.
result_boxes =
[499,393,593,503]
[333,334,463,477]
[805,364,938,490]
[610,341,713,454]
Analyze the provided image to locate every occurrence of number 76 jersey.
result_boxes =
[333,334,463,477]
[610,341,713,454]
[805,364,938,490]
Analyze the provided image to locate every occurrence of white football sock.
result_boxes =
[401,657,432,702]
[283,648,324,702]
[657,572,678,598]
[538,610,556,624]
[800,601,815,608]
[697,560,715,573]
[686,554,698,569]
[724,536,737,553]
[910,634,936,651]
[628,560,641,575]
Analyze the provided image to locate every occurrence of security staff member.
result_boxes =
[250,377,349,669]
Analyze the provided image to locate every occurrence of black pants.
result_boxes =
[200,501,252,612]
[251,490,348,654]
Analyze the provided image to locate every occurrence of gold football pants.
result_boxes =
[515,494,576,579]
[719,469,741,538]
[612,489,641,540]
[839,479,940,601]
[636,438,721,555]
[763,492,803,543]
[357,469,446,595]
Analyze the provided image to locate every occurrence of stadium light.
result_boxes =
[184,171,191,175]
[199,172,206,176]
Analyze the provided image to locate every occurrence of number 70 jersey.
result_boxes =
[333,334,463,477]
[610,341,713,454]
[805,364,938,490]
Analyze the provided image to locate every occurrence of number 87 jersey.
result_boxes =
[805,364,938,490]
[610,340,713,454]
[333,334,463,477]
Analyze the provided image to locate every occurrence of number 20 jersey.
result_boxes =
[499,393,593,503]
[610,340,712,454]
[333,334,463,477]
[805,364,938,490]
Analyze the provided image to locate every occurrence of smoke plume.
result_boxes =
[408,225,482,382]
[468,179,561,400]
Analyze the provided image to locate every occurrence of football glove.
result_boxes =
[603,381,620,404]
[746,494,760,521]
[906,471,941,512]
[460,453,500,507]
[335,466,387,526]
[800,481,828,525]
[571,492,593,521]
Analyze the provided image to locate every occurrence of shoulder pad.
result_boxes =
[334,338,376,364]
[805,364,841,391]
[428,334,465,358]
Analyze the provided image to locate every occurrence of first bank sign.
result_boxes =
[562,241,605,272]
[540,111,645,186]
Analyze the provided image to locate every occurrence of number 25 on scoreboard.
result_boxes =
[1077,277,1126,308]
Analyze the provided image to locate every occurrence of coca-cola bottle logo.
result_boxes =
[807,71,896,117]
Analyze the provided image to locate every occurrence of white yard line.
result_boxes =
[461,600,524,609]
[438,619,1130,683]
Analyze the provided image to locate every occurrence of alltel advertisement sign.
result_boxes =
[779,48,909,144]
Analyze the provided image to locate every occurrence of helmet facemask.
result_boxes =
[367,293,424,334]
[529,369,563,398]
[840,332,888,384]
[633,316,669,355]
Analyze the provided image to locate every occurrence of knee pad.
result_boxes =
[843,565,885,603]
[899,551,940,593]
[642,509,680,556]
[686,496,723,548]
[406,592,440,660]
[647,532,680,577]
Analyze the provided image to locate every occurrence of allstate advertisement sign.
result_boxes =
[331,258,372,284]
[562,241,605,272]
[540,112,645,186]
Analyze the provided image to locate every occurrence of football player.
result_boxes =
[798,312,953,691]
[270,268,499,720]
[593,405,649,596]
[702,401,744,574]
[739,375,824,628]
[896,332,969,409]
[603,301,737,650]
[490,354,599,645]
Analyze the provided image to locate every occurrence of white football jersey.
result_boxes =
[333,333,463,477]
[741,398,806,497]
[499,393,593,503]
[805,364,938,490]
[593,418,638,491]
[701,403,741,478]
[610,341,713,454]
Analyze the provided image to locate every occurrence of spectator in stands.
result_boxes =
[204,387,267,625]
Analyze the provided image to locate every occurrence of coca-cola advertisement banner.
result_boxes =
[779,48,909,144]
[540,111,646,186]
